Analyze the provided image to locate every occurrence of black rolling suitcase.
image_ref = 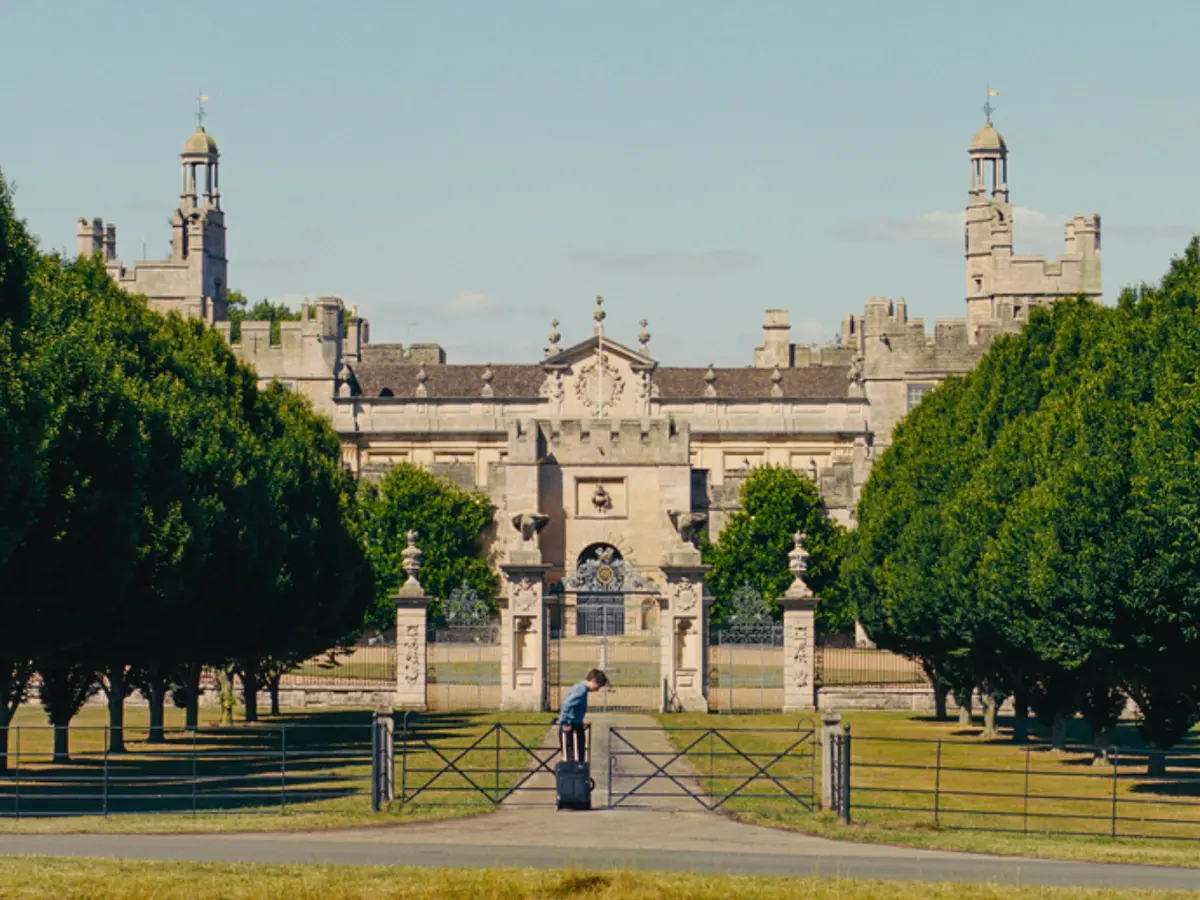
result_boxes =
[555,724,594,810]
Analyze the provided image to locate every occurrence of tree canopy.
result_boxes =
[845,240,1200,752]
[0,169,372,760]
[358,463,497,632]
[701,464,850,631]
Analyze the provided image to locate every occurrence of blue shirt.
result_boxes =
[559,681,590,725]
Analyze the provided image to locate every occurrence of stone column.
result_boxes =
[660,540,711,713]
[501,512,551,711]
[781,532,818,712]
[394,531,429,711]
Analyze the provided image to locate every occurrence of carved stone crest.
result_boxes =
[510,575,541,612]
[575,357,625,412]
[675,577,699,613]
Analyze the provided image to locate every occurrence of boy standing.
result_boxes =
[559,668,607,761]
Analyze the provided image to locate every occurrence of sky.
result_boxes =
[2,0,1198,365]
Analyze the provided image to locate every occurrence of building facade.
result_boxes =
[80,118,1102,648]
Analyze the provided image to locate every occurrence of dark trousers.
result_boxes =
[560,724,586,762]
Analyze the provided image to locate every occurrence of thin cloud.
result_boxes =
[442,291,499,313]
[846,206,1067,249]
[571,250,759,274]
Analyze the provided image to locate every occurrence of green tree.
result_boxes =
[0,170,41,772]
[227,289,301,343]
[359,463,496,632]
[700,465,849,631]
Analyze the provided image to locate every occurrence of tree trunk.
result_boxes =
[268,674,281,717]
[52,724,69,764]
[1051,712,1068,751]
[1147,750,1167,777]
[933,681,949,721]
[105,666,126,754]
[981,693,999,739]
[1012,694,1029,744]
[955,690,973,726]
[1091,728,1111,767]
[241,667,259,724]
[217,669,236,727]
[184,663,201,732]
[147,677,166,744]
[0,707,12,776]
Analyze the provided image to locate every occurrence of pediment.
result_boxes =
[542,336,655,369]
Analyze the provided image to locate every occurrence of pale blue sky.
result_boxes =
[2,1,1197,364]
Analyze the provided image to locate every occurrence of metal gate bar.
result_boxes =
[608,726,816,812]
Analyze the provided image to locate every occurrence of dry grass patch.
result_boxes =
[0,858,1193,900]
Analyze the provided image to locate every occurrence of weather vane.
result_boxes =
[196,91,209,128]
[982,86,998,124]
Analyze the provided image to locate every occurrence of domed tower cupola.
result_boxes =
[968,91,1007,203]
[180,95,220,210]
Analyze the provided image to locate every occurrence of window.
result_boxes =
[907,383,934,411]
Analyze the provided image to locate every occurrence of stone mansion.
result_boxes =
[76,116,1101,695]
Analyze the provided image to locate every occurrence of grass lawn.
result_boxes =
[0,858,1191,900]
[656,711,1200,869]
[0,706,554,834]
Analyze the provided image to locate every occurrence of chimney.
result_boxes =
[755,308,792,368]
[76,217,103,257]
[103,224,117,261]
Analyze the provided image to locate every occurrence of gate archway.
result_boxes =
[546,545,663,711]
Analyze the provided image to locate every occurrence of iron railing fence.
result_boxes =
[709,625,785,713]
[815,644,928,688]
[427,623,502,711]
[609,724,817,812]
[0,722,373,819]
[396,716,564,808]
[848,734,1200,841]
[276,644,396,688]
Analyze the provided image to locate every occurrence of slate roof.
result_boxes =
[350,363,854,401]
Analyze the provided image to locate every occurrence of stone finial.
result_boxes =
[593,295,606,336]
[415,364,428,398]
[400,530,424,592]
[704,363,717,398]
[770,364,783,398]
[788,531,813,598]
[546,317,561,357]
[481,364,495,397]
[638,318,651,353]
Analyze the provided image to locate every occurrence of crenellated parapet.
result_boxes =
[541,418,690,466]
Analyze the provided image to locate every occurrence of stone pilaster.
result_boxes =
[660,544,711,713]
[782,532,817,712]
[393,531,429,711]
[500,563,550,711]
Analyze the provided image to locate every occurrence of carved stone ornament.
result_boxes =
[791,622,811,688]
[402,623,421,685]
[511,575,541,612]
[592,484,614,514]
[668,509,707,544]
[511,512,550,542]
[575,356,626,412]
[675,577,698,612]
